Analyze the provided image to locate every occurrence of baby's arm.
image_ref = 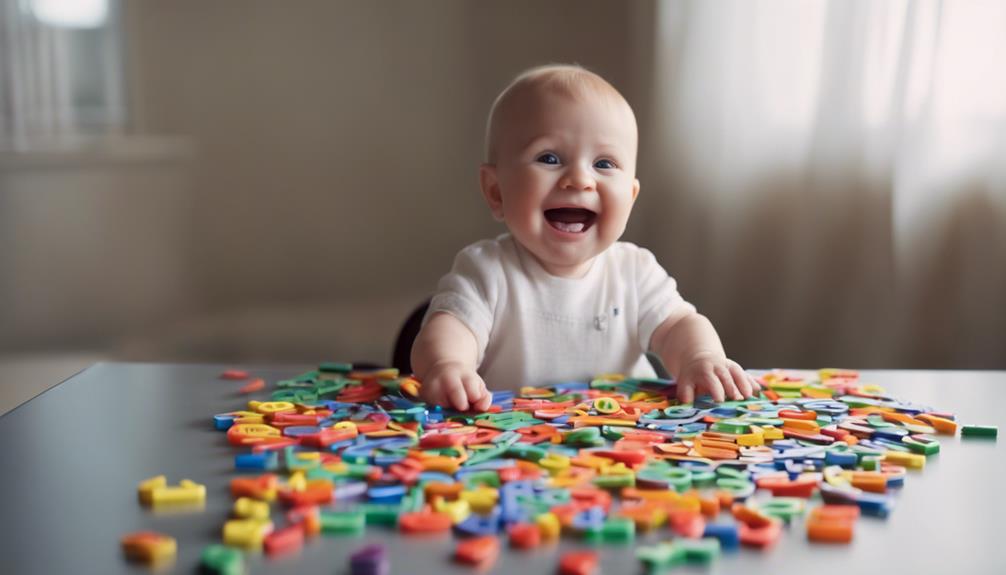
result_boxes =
[411,312,493,412]
[650,309,759,404]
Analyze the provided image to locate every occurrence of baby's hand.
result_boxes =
[676,352,760,404]
[418,360,493,412]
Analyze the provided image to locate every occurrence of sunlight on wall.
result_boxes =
[29,0,107,29]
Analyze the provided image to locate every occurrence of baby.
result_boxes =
[411,64,757,412]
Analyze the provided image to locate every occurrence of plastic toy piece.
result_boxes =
[508,522,541,549]
[233,497,270,520]
[737,431,765,446]
[221,369,250,380]
[755,476,818,498]
[199,544,244,575]
[811,504,860,522]
[819,483,895,517]
[279,479,334,506]
[227,423,283,446]
[239,378,266,393]
[235,451,279,471]
[455,535,500,566]
[902,435,941,455]
[349,543,389,575]
[961,425,998,438]
[299,427,357,448]
[702,523,740,551]
[536,512,561,541]
[916,413,958,435]
[738,519,782,548]
[368,483,408,504]
[882,451,925,470]
[144,478,206,508]
[137,475,166,505]
[599,516,636,543]
[288,505,322,536]
[732,504,768,526]
[594,397,621,414]
[399,510,453,534]
[248,400,297,415]
[453,508,501,537]
[637,542,687,570]
[222,518,273,550]
[121,531,176,564]
[559,550,599,575]
[264,525,304,556]
[424,481,464,501]
[434,498,472,524]
[758,497,806,521]
[231,474,279,501]
[824,449,858,468]
[850,471,887,493]
[778,409,817,421]
[616,501,668,531]
[782,418,821,433]
[459,486,499,513]
[320,510,366,535]
[715,477,755,500]
[319,361,353,373]
[677,537,721,564]
[593,473,634,489]
[807,516,854,543]
[668,510,706,539]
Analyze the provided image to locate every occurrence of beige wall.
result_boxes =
[129,0,647,310]
[1,0,656,364]
[4,1,1000,369]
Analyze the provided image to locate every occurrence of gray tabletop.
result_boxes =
[0,363,1003,574]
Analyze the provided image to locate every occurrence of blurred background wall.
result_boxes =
[1,0,1004,409]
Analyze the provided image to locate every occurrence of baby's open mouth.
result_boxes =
[544,208,597,233]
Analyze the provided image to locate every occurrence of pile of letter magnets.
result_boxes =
[123,365,998,573]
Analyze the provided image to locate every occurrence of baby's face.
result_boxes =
[481,89,639,277]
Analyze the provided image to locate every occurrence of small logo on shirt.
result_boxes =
[595,307,620,331]
[594,314,608,331]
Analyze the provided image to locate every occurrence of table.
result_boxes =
[0,363,1003,574]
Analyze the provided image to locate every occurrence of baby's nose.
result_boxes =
[560,165,596,191]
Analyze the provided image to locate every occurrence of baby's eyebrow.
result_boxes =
[519,135,628,157]
[519,135,556,152]
[594,143,627,156]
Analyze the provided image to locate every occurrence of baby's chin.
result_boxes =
[526,242,609,277]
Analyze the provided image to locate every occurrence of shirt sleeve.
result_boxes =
[423,242,500,364]
[634,246,697,352]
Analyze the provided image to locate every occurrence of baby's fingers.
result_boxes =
[714,364,741,401]
[679,367,724,403]
[472,390,493,412]
[445,379,469,411]
[676,380,695,404]
[419,379,444,407]
[728,362,753,398]
[460,374,488,412]
[698,368,726,403]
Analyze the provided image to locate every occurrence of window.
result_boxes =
[0,0,125,148]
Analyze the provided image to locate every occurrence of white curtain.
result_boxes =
[646,0,1006,368]
[0,0,123,148]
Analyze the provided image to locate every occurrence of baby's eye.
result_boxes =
[594,159,617,170]
[536,153,560,165]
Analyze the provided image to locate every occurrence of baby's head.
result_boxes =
[480,64,640,278]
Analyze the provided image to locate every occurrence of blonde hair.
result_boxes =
[484,64,634,163]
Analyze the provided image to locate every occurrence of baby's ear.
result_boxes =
[479,164,505,221]
[632,178,641,202]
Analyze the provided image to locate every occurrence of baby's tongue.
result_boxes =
[545,208,593,233]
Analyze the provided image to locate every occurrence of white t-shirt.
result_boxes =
[424,233,696,391]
